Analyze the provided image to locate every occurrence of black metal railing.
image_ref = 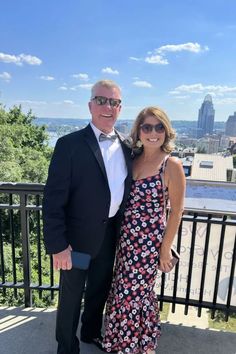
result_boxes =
[0,182,235,320]
[0,183,56,307]
[157,211,236,320]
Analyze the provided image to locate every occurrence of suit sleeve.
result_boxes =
[42,137,71,254]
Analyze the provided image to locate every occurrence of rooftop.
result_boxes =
[190,153,233,181]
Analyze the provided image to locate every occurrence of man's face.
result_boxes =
[88,85,122,134]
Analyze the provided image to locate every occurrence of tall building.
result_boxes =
[197,94,215,138]
[225,112,236,137]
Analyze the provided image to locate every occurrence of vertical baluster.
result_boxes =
[225,226,236,321]
[20,192,32,307]
[198,213,212,317]
[9,194,18,298]
[36,194,42,299]
[184,212,198,315]
[0,209,6,297]
[211,215,227,319]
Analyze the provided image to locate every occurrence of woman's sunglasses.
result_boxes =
[140,123,165,134]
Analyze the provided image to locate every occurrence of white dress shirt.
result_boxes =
[90,122,127,217]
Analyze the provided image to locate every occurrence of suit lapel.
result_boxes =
[116,130,133,210]
[116,130,132,178]
[83,125,108,182]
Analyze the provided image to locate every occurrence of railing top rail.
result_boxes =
[186,179,236,188]
[0,182,236,216]
[183,207,236,217]
[0,182,44,193]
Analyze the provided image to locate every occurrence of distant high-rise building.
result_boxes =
[225,112,236,137]
[197,94,215,138]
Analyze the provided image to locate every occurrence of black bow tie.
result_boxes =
[99,133,117,142]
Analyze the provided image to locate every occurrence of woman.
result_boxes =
[103,106,186,354]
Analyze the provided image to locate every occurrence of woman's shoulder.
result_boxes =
[167,155,183,167]
[166,156,184,178]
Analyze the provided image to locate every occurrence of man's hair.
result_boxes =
[91,80,121,98]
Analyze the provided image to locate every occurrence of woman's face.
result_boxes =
[139,115,166,150]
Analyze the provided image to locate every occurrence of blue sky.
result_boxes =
[0,0,236,121]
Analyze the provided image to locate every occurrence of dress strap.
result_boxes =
[160,155,169,174]
[160,155,169,220]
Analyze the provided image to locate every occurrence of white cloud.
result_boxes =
[170,83,205,94]
[129,56,142,61]
[214,97,236,105]
[170,83,236,95]
[19,54,42,65]
[70,86,79,91]
[0,71,11,82]
[40,75,55,81]
[172,95,190,100]
[0,53,18,64]
[145,55,168,65]
[63,100,74,105]
[133,80,152,88]
[79,83,93,89]
[58,86,68,90]
[169,90,179,95]
[0,52,42,65]
[157,42,209,54]
[16,100,47,105]
[59,83,93,91]
[72,73,89,81]
[143,42,208,65]
[101,67,119,75]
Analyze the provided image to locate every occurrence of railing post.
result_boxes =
[20,192,32,307]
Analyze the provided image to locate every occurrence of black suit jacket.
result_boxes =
[43,124,132,258]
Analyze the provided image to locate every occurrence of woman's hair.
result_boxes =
[130,106,176,153]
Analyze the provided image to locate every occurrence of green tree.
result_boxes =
[0,104,56,307]
[0,104,52,183]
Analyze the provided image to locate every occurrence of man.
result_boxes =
[43,80,132,354]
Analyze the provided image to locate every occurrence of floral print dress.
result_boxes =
[103,159,169,354]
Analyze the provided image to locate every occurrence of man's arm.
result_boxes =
[43,137,71,256]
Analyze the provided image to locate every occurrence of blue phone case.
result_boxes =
[71,251,91,270]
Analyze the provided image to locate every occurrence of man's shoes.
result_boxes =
[81,335,117,353]
[81,335,104,351]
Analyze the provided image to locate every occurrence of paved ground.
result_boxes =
[0,306,236,354]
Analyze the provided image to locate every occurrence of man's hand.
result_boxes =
[53,245,72,271]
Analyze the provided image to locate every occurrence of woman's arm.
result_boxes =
[159,157,186,272]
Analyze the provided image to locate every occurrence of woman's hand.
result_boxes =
[158,246,173,273]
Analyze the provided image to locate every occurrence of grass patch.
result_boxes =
[208,311,236,332]
[159,302,170,321]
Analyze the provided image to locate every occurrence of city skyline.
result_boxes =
[1,1,236,121]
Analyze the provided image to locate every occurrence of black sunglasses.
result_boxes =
[91,96,121,108]
[140,123,165,134]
